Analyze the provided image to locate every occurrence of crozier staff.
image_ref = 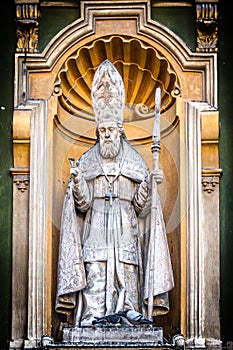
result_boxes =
[148,87,161,321]
[55,59,174,326]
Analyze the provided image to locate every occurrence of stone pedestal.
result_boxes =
[41,328,187,350]
[41,328,186,350]
[62,326,163,346]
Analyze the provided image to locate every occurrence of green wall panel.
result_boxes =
[39,6,195,53]
[39,7,80,52]
[151,7,196,51]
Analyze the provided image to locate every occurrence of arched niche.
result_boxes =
[11,1,221,348]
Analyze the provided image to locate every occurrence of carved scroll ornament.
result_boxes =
[16,3,41,53]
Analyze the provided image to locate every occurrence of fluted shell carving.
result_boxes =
[55,36,180,122]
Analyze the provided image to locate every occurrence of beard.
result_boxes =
[100,137,121,159]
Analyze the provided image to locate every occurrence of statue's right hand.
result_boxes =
[70,166,81,184]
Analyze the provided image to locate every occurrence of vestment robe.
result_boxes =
[55,139,174,325]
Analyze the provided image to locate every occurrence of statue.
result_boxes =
[55,59,174,328]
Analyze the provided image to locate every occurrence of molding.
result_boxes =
[185,101,221,342]
[10,166,30,175]
[27,100,48,340]
[202,168,222,177]
[152,1,193,6]
[40,0,78,5]
[185,101,203,342]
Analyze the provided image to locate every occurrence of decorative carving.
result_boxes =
[56,36,180,122]
[196,2,218,52]
[91,59,125,125]
[14,175,30,192]
[201,168,222,193]
[10,168,30,192]
[16,3,41,53]
[202,176,219,193]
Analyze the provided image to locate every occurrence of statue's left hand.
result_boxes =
[149,168,164,184]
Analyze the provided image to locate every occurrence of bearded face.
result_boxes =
[98,121,121,159]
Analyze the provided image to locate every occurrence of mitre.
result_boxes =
[91,59,125,124]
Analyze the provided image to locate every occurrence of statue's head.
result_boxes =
[91,59,126,158]
[97,120,121,158]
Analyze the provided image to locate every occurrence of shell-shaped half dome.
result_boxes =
[55,35,180,122]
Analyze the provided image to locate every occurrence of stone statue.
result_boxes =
[55,59,174,327]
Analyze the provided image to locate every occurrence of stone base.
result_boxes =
[61,326,163,346]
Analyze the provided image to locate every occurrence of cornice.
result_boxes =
[14,0,219,54]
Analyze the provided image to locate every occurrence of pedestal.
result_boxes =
[41,327,185,350]
[62,326,163,346]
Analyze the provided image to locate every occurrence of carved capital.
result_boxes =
[10,167,30,192]
[201,168,222,193]
[14,174,30,192]
[196,2,218,52]
[16,3,41,53]
[202,176,219,193]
